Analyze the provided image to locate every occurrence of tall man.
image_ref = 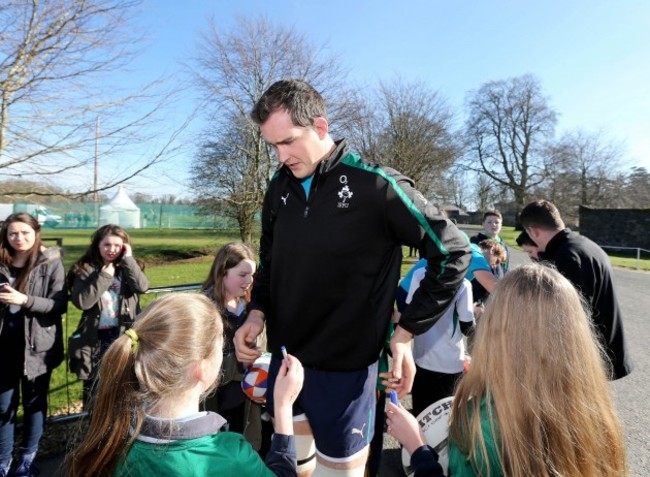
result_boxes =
[520,200,632,380]
[234,79,470,477]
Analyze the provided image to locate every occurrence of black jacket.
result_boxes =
[249,140,470,371]
[544,229,632,379]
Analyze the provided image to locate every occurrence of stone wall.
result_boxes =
[579,206,650,250]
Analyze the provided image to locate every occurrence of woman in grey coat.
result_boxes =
[67,224,148,409]
[0,213,67,477]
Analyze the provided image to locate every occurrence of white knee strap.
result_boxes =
[295,432,316,474]
[311,463,367,477]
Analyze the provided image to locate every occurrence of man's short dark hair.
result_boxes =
[251,79,327,127]
[520,200,565,231]
[516,230,536,247]
[483,210,502,222]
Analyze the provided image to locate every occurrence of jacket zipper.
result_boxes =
[303,173,321,218]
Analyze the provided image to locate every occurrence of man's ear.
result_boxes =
[312,117,329,139]
[526,226,541,241]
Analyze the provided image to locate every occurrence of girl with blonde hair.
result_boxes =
[68,293,303,477]
[387,264,627,477]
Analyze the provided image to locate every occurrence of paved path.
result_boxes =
[37,245,650,476]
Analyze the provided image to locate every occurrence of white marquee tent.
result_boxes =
[99,186,141,229]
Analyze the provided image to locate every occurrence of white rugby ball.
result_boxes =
[401,396,454,476]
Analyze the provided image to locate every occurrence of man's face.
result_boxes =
[483,215,502,237]
[525,226,547,252]
[260,109,328,179]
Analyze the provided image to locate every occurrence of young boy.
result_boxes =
[396,266,475,417]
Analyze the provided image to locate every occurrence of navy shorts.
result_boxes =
[266,358,378,459]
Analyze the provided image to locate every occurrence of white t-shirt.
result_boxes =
[408,273,475,374]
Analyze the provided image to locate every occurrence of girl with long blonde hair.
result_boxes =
[67,294,303,477]
[387,264,627,477]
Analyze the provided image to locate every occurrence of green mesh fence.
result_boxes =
[14,202,238,229]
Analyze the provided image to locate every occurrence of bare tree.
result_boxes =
[189,16,356,241]
[623,167,650,208]
[472,173,501,212]
[546,129,624,206]
[0,0,187,197]
[349,78,459,198]
[192,115,266,242]
[464,74,557,218]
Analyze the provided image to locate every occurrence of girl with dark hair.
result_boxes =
[0,213,67,477]
[201,243,270,451]
[67,224,148,408]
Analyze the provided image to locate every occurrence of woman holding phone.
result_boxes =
[0,213,67,477]
[67,224,148,409]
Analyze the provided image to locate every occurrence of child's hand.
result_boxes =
[386,401,427,455]
[102,262,115,276]
[122,243,133,257]
[0,283,27,306]
[273,354,304,408]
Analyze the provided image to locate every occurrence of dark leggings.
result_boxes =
[411,365,462,418]
[83,328,120,410]
[0,371,52,461]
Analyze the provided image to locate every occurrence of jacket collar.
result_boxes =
[278,138,350,182]
[544,228,572,258]
[317,138,349,175]
[137,411,227,443]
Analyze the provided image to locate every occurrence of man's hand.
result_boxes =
[234,311,265,366]
[387,325,416,398]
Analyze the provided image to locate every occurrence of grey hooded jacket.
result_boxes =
[68,255,148,379]
[0,247,67,380]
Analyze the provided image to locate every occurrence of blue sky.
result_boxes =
[119,0,650,198]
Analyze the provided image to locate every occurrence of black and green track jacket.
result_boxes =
[249,140,470,371]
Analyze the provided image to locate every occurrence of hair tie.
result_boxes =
[125,329,139,355]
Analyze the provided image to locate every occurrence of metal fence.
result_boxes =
[48,282,203,425]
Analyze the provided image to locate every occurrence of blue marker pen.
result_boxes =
[389,390,399,406]
[281,345,288,359]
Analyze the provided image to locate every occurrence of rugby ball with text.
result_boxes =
[402,396,454,476]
